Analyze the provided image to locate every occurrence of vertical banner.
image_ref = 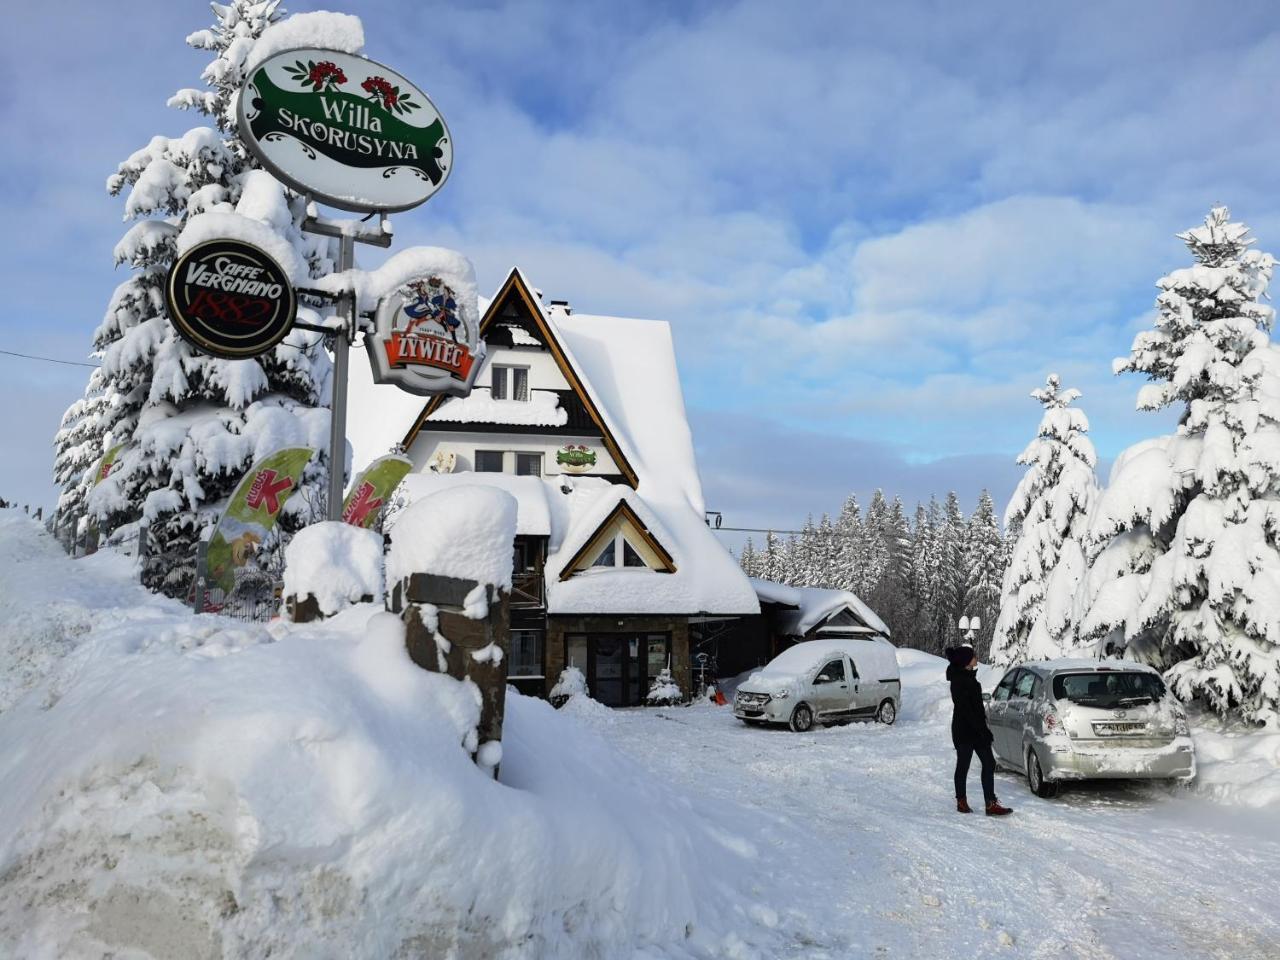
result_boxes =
[342,454,413,528]
[93,443,126,485]
[207,447,315,592]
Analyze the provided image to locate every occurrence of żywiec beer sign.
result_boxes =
[238,49,452,213]
[165,239,297,359]
[366,276,483,397]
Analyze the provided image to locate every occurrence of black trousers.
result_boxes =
[954,740,996,803]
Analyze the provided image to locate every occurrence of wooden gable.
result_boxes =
[399,270,640,489]
[558,499,677,580]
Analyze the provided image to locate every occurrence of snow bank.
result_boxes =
[1187,721,1280,808]
[0,516,777,958]
[386,486,517,589]
[282,521,384,614]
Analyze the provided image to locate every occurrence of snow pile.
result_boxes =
[549,665,588,701]
[386,486,517,589]
[242,11,365,74]
[282,521,384,615]
[0,517,779,957]
[428,388,568,427]
[1190,722,1280,807]
[313,246,479,318]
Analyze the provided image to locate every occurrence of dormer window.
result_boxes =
[590,534,648,568]
[491,365,529,401]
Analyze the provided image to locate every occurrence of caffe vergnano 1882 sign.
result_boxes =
[166,239,297,359]
[237,49,452,213]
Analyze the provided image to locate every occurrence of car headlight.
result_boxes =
[774,689,790,700]
[1174,714,1189,736]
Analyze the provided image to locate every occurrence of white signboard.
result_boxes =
[237,48,452,213]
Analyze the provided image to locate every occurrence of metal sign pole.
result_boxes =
[300,208,393,522]
[326,231,356,521]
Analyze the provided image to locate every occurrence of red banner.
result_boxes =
[384,331,475,380]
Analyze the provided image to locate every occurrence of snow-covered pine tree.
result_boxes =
[1082,207,1280,725]
[832,493,865,592]
[760,530,785,583]
[934,492,967,644]
[815,513,836,588]
[991,375,1099,665]
[962,490,1004,656]
[55,4,357,595]
[792,515,819,586]
[869,496,913,640]
[738,538,759,578]
[781,532,802,585]
[862,490,891,597]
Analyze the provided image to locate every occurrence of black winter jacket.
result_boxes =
[947,664,993,748]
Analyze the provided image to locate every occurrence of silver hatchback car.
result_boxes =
[986,659,1196,798]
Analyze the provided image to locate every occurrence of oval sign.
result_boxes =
[165,238,297,359]
[366,275,483,397]
[237,48,452,213]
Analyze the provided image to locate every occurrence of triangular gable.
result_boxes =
[558,499,676,580]
[400,269,640,488]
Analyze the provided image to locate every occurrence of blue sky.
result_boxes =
[4,0,1279,534]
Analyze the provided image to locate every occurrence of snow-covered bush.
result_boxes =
[1081,207,1280,726]
[53,3,361,597]
[646,666,683,705]
[549,665,589,708]
[991,375,1099,664]
[282,521,383,615]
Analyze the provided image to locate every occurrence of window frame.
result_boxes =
[474,449,505,473]
[515,451,542,477]
[490,364,530,402]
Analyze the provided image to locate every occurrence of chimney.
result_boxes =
[549,299,572,315]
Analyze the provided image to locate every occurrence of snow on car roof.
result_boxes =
[1021,658,1161,674]
[760,637,897,676]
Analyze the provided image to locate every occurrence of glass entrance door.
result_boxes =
[566,632,673,707]
[593,635,625,706]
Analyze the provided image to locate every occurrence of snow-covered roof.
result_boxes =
[427,389,567,428]
[750,579,890,638]
[353,267,758,617]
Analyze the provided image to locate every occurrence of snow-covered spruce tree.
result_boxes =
[760,530,785,582]
[737,538,760,578]
[833,493,865,593]
[1081,207,1280,726]
[991,375,1099,665]
[861,490,891,597]
[54,3,356,595]
[963,490,1004,654]
[931,491,968,644]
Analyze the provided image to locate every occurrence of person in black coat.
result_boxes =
[946,645,1012,816]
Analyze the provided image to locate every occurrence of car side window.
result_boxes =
[816,659,845,684]
[992,672,1016,702]
[1014,670,1036,699]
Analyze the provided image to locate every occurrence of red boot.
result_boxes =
[986,799,1013,816]
[956,798,972,813]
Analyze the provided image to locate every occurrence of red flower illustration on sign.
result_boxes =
[307,61,347,90]
[245,469,294,515]
[361,75,399,110]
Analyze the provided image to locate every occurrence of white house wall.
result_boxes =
[409,431,623,479]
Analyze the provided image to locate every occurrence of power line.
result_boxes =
[0,348,99,368]
[711,526,805,535]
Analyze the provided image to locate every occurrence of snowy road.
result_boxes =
[568,676,1280,959]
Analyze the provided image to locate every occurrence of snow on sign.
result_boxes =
[367,275,483,397]
[166,238,297,359]
[237,48,452,213]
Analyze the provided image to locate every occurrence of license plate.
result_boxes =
[1092,721,1148,736]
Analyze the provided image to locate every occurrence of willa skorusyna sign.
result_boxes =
[238,49,452,213]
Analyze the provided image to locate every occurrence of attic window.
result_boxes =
[491,365,529,401]
[588,533,649,569]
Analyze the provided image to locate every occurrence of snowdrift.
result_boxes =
[0,515,769,958]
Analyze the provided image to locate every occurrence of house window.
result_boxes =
[475,450,504,473]
[491,365,529,402]
[516,452,542,477]
[622,539,645,567]
[509,630,543,678]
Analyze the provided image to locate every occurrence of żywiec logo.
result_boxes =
[366,275,483,397]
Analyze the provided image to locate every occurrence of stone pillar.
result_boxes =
[392,573,511,773]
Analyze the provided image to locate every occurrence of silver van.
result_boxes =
[986,659,1196,798]
[733,637,901,731]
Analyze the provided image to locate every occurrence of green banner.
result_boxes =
[93,443,126,485]
[342,454,413,528]
[249,68,446,183]
[207,447,315,593]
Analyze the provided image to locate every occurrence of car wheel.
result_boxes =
[875,699,897,725]
[789,704,814,733]
[1027,747,1059,799]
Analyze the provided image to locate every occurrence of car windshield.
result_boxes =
[1052,671,1165,708]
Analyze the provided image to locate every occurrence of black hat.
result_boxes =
[946,646,975,669]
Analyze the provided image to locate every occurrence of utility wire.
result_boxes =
[0,348,100,368]
[711,526,805,535]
